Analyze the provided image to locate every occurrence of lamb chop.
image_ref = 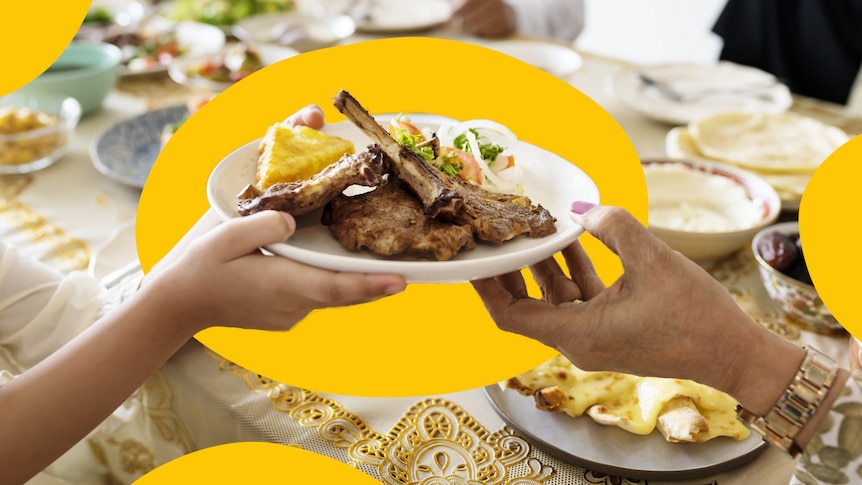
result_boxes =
[322,179,476,261]
[332,90,463,221]
[236,145,386,216]
[332,90,556,245]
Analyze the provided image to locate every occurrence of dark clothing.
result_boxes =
[713,0,862,105]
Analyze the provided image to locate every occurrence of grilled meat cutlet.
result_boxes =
[236,145,386,216]
[321,180,476,261]
[333,90,463,220]
[332,89,557,244]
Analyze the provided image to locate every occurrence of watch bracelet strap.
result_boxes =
[735,345,838,458]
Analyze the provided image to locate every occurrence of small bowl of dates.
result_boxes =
[752,222,841,333]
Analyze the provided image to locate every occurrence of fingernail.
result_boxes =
[384,284,405,296]
[279,212,296,232]
[570,201,596,215]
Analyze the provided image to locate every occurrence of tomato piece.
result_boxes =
[440,146,482,185]
[388,118,423,138]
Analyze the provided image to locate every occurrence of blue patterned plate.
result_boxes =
[90,105,188,188]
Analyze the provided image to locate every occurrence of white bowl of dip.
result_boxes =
[643,158,781,261]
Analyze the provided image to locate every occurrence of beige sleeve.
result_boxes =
[0,242,104,371]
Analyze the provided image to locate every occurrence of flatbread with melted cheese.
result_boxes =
[688,112,849,173]
[505,354,750,443]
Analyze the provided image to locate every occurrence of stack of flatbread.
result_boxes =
[504,354,750,443]
[665,111,850,208]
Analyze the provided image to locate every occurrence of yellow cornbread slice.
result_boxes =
[255,122,355,190]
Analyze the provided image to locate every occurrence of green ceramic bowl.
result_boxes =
[17,42,122,115]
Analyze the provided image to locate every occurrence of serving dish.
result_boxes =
[350,0,451,33]
[207,113,600,283]
[79,0,149,30]
[168,43,299,92]
[162,0,295,29]
[91,104,188,188]
[0,94,82,174]
[643,158,780,261]
[752,222,842,334]
[233,12,356,52]
[119,19,227,77]
[610,62,793,125]
[665,126,807,212]
[484,384,767,481]
[17,42,122,115]
[472,39,582,78]
[77,2,227,78]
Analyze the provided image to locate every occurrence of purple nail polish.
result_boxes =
[570,201,595,215]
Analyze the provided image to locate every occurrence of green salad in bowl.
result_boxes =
[168,0,295,27]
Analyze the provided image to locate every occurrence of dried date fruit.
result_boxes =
[789,253,813,285]
[758,232,798,271]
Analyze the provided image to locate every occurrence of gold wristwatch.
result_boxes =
[735,345,838,457]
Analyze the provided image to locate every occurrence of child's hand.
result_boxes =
[147,210,406,334]
[141,103,405,333]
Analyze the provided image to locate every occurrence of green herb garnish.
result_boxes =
[435,153,464,177]
[453,128,506,161]
[394,126,465,177]
[394,128,434,163]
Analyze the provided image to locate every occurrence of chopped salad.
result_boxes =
[387,115,524,195]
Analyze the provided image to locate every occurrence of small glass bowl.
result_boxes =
[0,94,81,174]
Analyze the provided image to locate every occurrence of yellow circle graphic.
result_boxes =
[0,1,90,95]
[799,134,862,338]
[137,37,645,396]
[134,442,383,484]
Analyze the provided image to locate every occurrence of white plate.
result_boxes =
[473,39,582,78]
[353,0,451,33]
[610,62,793,125]
[77,11,227,77]
[168,43,299,92]
[233,12,356,52]
[88,219,138,283]
[207,114,599,283]
[119,19,227,77]
[484,384,768,481]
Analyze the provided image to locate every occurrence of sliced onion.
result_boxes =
[436,119,518,148]
[436,123,456,147]
[488,154,511,172]
[496,166,525,195]
[465,130,518,193]
[455,119,518,141]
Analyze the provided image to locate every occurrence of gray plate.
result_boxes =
[484,384,767,481]
[90,105,188,188]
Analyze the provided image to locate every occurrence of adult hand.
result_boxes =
[451,0,516,38]
[471,203,804,412]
